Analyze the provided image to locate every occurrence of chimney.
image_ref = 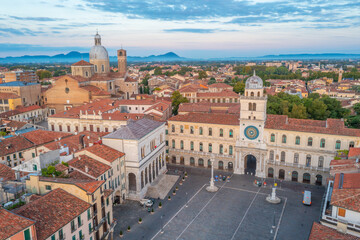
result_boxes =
[85,165,89,173]
[79,134,85,149]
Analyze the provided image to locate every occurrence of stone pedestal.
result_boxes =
[266,187,281,204]
[206,155,218,192]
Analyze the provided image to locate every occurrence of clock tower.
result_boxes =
[235,71,267,177]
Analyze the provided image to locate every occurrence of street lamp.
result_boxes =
[206,154,218,192]
[185,192,188,207]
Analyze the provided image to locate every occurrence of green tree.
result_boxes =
[289,104,307,119]
[198,71,207,80]
[53,70,66,77]
[353,103,360,115]
[141,74,150,86]
[171,91,189,115]
[208,78,216,85]
[346,115,360,129]
[36,70,52,80]
[233,81,245,94]
[154,67,162,75]
[307,99,329,120]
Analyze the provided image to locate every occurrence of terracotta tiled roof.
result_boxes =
[43,131,105,153]
[331,173,360,212]
[68,155,111,178]
[68,170,94,180]
[348,148,360,158]
[50,98,121,119]
[0,105,41,118]
[117,99,157,105]
[22,130,72,146]
[0,135,34,157]
[208,83,233,88]
[265,115,360,137]
[83,144,124,162]
[55,163,68,172]
[102,111,146,121]
[144,101,171,113]
[168,112,239,126]
[125,76,137,82]
[0,163,16,181]
[308,222,358,240]
[81,85,111,96]
[104,189,113,198]
[72,60,93,66]
[1,119,27,130]
[38,176,104,194]
[14,188,91,240]
[0,208,35,240]
[0,92,20,99]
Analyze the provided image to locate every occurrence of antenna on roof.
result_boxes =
[253,70,256,76]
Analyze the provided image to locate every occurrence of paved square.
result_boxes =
[114,167,324,240]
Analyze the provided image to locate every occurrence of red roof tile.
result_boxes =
[309,222,358,240]
[0,135,34,157]
[22,130,72,146]
[0,105,41,118]
[265,115,360,137]
[208,83,233,89]
[104,189,113,198]
[81,85,111,96]
[14,188,90,240]
[331,173,360,212]
[83,144,124,163]
[72,60,93,66]
[0,208,35,240]
[0,92,20,100]
[68,155,111,178]
[0,163,16,181]
[38,176,104,194]
[197,90,239,98]
[348,148,360,158]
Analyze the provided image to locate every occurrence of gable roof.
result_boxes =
[38,176,104,194]
[308,222,358,240]
[0,135,34,157]
[84,144,125,162]
[0,163,16,181]
[0,208,35,240]
[72,60,93,66]
[14,188,90,240]
[68,154,111,178]
[22,130,72,146]
[331,173,360,212]
[104,118,164,140]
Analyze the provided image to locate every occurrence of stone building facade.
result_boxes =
[167,73,360,186]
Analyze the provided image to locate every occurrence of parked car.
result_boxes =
[303,190,312,206]
[140,199,154,207]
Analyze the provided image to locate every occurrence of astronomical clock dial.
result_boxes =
[244,126,259,140]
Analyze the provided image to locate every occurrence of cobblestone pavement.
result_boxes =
[113,165,324,240]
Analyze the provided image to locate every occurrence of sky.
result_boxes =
[1,0,360,58]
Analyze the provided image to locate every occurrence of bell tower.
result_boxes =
[117,49,127,76]
[235,71,267,177]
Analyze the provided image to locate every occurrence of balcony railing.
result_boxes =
[267,160,330,172]
[169,148,235,159]
[322,215,360,233]
[140,142,166,165]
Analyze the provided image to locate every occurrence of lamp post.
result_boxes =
[206,154,218,192]
[185,192,188,207]
[160,214,165,234]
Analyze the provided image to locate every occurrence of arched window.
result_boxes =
[295,136,300,145]
[180,125,184,133]
[219,144,223,154]
[229,129,233,138]
[199,142,203,152]
[95,65,98,72]
[248,102,252,111]
[269,150,274,161]
[307,137,313,146]
[318,156,324,168]
[251,92,254,97]
[171,125,175,132]
[320,139,325,148]
[253,103,256,111]
[270,134,275,142]
[209,128,212,136]
[257,92,260,97]
[335,140,341,150]
[306,155,311,167]
[218,161,224,169]
[190,141,194,151]
[190,157,195,166]
[180,140,184,150]
[198,158,204,167]
[172,140,175,148]
[349,141,355,148]
[282,135,287,143]
[199,127,203,135]
[280,151,285,162]
[268,167,274,178]
[219,129,223,137]
[294,153,299,163]
[101,64,104,72]
[208,143,212,153]
[190,126,194,134]
[229,145,233,155]
[207,159,212,168]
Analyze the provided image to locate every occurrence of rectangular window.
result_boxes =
[75,126,79,132]
[106,198,109,206]
[24,229,31,240]
[59,229,63,240]
[79,230,83,240]
[19,152,23,158]
[67,125,70,132]
[71,220,76,233]
[72,235,76,240]
[107,212,110,225]
[338,208,346,217]
[32,153,35,158]
[87,209,91,220]
[89,223,92,234]
[51,124,55,131]
[78,216,82,226]
[51,235,56,240]
[45,185,51,190]
[33,164,37,171]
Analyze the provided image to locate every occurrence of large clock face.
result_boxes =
[244,126,259,140]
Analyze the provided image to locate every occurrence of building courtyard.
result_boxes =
[113,166,325,240]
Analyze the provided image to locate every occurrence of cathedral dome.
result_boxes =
[245,71,263,89]
[89,32,109,60]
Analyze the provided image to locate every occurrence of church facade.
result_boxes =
[167,73,360,186]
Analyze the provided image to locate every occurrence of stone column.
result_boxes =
[206,154,218,192]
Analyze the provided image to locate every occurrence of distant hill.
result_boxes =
[0,51,185,64]
[0,51,359,64]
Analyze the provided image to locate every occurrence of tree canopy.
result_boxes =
[171,91,189,115]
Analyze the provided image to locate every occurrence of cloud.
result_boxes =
[0,43,89,55]
[164,28,216,33]
[10,16,66,21]
[0,27,45,36]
